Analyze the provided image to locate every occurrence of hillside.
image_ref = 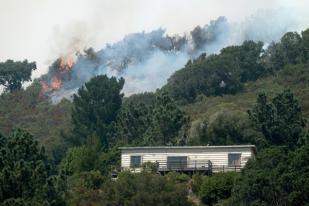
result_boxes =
[0,29,309,205]
[185,63,309,126]
[0,82,72,155]
[0,63,308,154]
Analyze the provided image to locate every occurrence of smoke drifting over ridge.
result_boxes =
[41,9,303,103]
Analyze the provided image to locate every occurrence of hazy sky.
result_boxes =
[0,0,308,77]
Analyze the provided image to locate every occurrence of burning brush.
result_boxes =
[40,55,75,94]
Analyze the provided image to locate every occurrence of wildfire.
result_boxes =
[40,54,75,95]
[40,81,50,93]
[59,55,75,72]
[51,76,62,90]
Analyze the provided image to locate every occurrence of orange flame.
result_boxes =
[67,55,74,68]
[59,55,74,72]
[40,54,75,95]
[40,81,50,93]
[51,76,62,90]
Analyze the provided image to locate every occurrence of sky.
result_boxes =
[0,0,308,78]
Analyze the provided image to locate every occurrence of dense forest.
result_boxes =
[0,28,309,205]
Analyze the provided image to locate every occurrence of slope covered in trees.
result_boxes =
[0,28,309,205]
[163,29,309,104]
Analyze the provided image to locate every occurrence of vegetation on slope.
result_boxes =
[0,28,309,205]
[0,82,71,159]
[185,64,309,145]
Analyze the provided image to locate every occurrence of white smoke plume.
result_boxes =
[41,8,305,103]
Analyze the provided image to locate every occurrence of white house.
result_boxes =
[120,145,256,173]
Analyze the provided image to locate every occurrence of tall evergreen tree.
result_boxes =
[116,101,152,145]
[248,90,306,148]
[71,75,124,149]
[144,92,189,145]
[0,129,65,205]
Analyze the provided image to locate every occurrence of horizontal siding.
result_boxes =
[121,147,254,171]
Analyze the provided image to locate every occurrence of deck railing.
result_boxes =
[154,159,213,172]
[124,160,243,173]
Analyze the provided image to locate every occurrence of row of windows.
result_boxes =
[130,153,241,167]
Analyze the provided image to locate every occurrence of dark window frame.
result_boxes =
[228,153,241,167]
[130,155,142,167]
[167,156,187,169]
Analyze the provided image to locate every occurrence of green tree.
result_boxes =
[144,92,189,145]
[198,172,238,206]
[60,145,97,175]
[95,147,120,175]
[66,171,105,206]
[220,40,266,82]
[280,32,303,65]
[203,111,266,147]
[71,75,124,148]
[0,129,65,205]
[163,40,266,103]
[229,144,309,206]
[301,28,309,62]
[116,101,152,145]
[248,90,306,148]
[263,41,284,71]
[101,172,192,206]
[0,60,36,92]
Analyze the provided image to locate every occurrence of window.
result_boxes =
[130,156,141,167]
[228,153,241,167]
[167,156,187,169]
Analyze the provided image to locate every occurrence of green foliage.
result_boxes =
[123,92,156,106]
[66,171,105,206]
[248,90,307,148]
[101,172,192,206]
[0,129,65,205]
[280,32,303,64]
[67,172,191,206]
[195,111,266,147]
[95,148,120,175]
[264,29,309,70]
[0,81,72,162]
[60,145,97,175]
[195,172,238,206]
[164,28,309,104]
[117,92,189,146]
[142,162,158,173]
[165,171,190,183]
[1,29,309,206]
[301,29,309,62]
[71,75,124,148]
[229,145,309,206]
[116,101,152,145]
[144,92,189,145]
[0,60,36,92]
[61,140,120,177]
[164,40,266,103]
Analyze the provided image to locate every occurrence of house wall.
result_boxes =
[121,147,255,172]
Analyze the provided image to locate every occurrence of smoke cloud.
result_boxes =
[41,8,306,103]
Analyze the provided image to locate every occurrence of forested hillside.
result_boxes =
[0,29,308,205]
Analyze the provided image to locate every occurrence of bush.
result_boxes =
[101,172,192,206]
[199,172,238,206]
[66,171,105,206]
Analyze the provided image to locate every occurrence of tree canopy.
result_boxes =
[229,144,309,206]
[0,129,65,205]
[248,90,307,148]
[1,28,309,206]
[0,60,36,92]
[71,75,124,148]
[163,41,266,103]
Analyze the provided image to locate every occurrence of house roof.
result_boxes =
[119,145,257,154]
